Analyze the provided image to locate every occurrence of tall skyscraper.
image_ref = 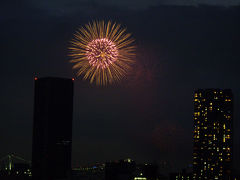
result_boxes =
[32,77,74,180]
[193,89,233,180]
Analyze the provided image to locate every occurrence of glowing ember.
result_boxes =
[86,38,118,69]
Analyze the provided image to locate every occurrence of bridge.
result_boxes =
[0,154,31,175]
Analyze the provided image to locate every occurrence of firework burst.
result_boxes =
[69,20,136,85]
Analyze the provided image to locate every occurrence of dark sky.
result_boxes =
[0,0,240,173]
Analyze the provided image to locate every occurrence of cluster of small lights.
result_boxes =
[175,175,190,180]
[0,168,32,177]
[86,38,118,69]
[16,169,32,176]
[193,90,232,179]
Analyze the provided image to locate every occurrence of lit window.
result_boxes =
[194,112,200,116]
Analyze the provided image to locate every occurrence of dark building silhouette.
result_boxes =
[105,159,136,180]
[105,159,159,180]
[32,77,74,180]
[193,89,233,179]
[169,168,192,180]
[135,163,158,180]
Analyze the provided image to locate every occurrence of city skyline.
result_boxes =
[1,0,240,175]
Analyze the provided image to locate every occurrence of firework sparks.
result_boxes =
[69,20,135,85]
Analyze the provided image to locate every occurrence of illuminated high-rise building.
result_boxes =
[193,89,233,180]
[32,77,74,180]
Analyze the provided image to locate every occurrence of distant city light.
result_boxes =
[134,177,147,180]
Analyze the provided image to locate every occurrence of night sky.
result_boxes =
[1,0,240,173]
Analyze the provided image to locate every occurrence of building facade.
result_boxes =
[32,77,74,180]
[193,89,233,179]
